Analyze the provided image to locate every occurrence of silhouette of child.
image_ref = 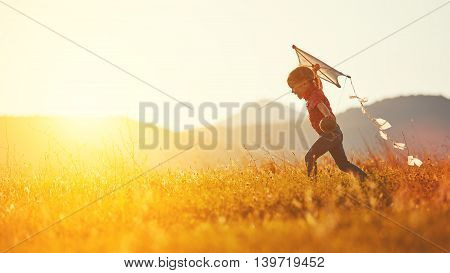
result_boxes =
[287,64,367,181]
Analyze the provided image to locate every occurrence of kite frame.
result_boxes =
[292,44,350,88]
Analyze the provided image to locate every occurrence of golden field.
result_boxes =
[1,147,449,253]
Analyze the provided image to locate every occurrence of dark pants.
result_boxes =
[305,126,367,181]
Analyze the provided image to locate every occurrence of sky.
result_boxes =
[0,0,449,129]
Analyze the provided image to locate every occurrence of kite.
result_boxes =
[292,45,349,88]
[292,44,422,167]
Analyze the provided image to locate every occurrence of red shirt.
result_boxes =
[304,87,336,135]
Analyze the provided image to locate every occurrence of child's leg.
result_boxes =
[305,135,339,177]
[329,137,368,181]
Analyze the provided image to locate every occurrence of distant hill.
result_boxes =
[335,95,450,158]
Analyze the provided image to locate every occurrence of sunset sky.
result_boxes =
[0,0,449,129]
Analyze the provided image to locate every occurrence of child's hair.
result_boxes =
[287,66,315,88]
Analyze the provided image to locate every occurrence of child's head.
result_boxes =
[287,66,315,99]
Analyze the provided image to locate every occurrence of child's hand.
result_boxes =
[312,64,321,72]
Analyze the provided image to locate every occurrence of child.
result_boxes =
[287,65,367,182]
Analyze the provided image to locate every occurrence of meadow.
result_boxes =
[1,148,448,252]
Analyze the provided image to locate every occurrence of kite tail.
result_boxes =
[348,79,422,167]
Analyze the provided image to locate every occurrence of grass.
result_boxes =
[1,151,449,253]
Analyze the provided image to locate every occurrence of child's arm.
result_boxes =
[317,102,334,119]
[312,64,323,90]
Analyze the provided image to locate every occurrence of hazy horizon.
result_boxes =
[0,94,448,134]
